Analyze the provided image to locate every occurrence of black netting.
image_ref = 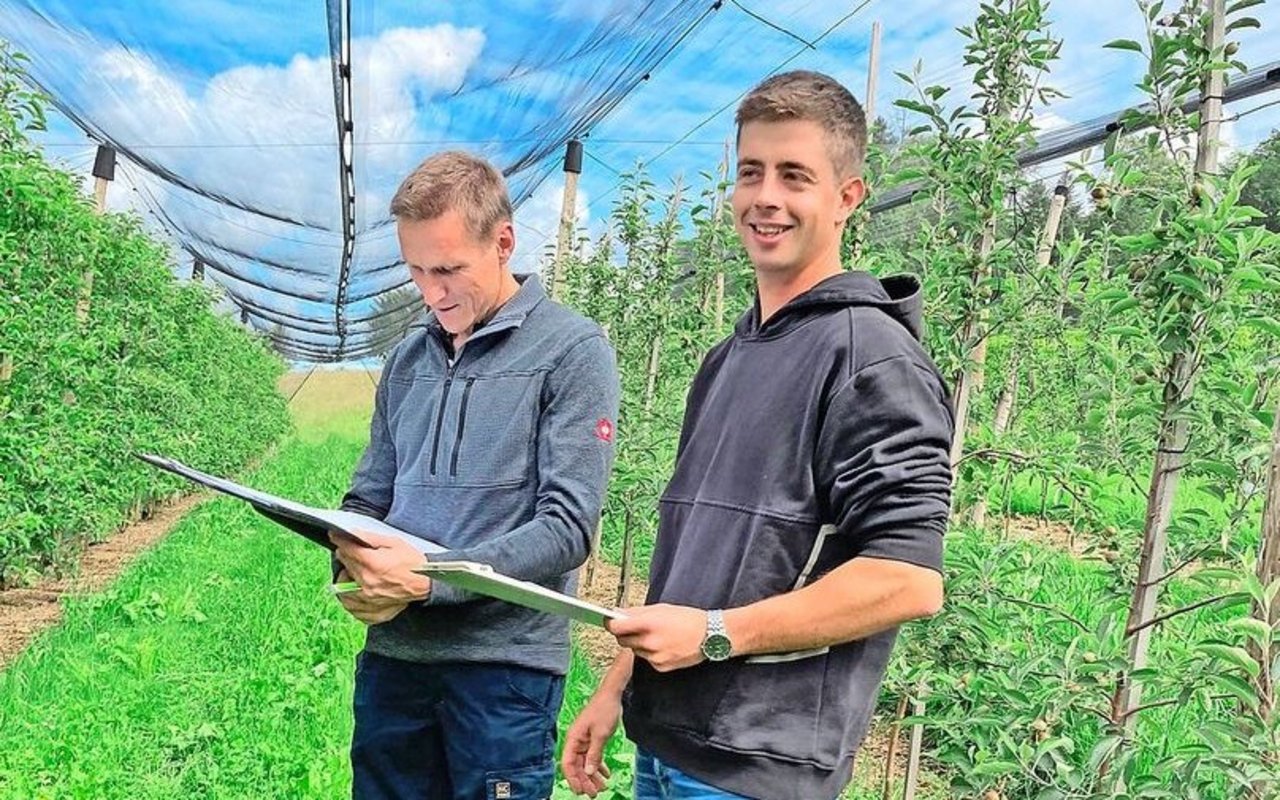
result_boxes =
[5,1,1278,360]
[0,0,721,358]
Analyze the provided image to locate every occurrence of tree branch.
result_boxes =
[1121,696,1181,721]
[1125,593,1229,638]
[1141,543,1216,588]
[993,590,1090,632]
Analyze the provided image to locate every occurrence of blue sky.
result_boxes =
[4,0,1279,356]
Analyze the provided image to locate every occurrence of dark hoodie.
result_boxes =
[622,271,954,800]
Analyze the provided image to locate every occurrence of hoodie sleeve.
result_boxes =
[814,354,954,572]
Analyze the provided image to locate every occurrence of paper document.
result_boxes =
[135,453,444,555]
[413,561,625,629]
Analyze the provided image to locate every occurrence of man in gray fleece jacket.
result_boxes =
[331,151,619,800]
[563,72,952,799]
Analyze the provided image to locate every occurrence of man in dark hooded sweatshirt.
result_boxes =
[562,70,954,800]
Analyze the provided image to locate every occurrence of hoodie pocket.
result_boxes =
[707,650,839,767]
[630,658,740,740]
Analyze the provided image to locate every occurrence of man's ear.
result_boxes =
[494,220,516,267]
[837,174,867,224]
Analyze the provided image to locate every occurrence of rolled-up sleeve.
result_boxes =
[814,355,954,573]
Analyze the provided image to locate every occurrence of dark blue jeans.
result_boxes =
[350,651,565,800]
[633,750,753,799]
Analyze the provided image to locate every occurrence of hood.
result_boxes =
[736,271,925,341]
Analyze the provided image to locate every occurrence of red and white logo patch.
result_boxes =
[594,418,614,443]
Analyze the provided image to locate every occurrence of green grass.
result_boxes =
[0,435,361,798]
[983,462,1262,559]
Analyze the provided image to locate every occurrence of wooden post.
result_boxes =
[584,320,613,591]
[1038,184,1069,268]
[902,695,925,800]
[865,21,882,125]
[714,140,730,332]
[584,518,604,590]
[848,20,882,267]
[0,352,12,383]
[551,139,583,301]
[78,144,115,323]
[971,361,1019,529]
[1194,0,1226,180]
[91,144,113,214]
[948,219,996,470]
[881,694,908,800]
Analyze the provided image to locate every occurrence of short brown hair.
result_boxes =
[389,151,513,239]
[735,70,867,178]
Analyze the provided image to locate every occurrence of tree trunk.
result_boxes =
[1251,395,1280,720]
[1111,0,1223,748]
[616,507,635,608]
[948,220,996,471]
[644,335,662,414]
[1113,348,1196,730]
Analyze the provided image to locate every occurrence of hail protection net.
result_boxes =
[0,0,717,361]
[5,1,1279,362]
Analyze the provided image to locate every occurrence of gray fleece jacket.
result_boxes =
[340,275,619,675]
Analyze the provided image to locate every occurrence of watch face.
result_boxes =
[702,634,732,661]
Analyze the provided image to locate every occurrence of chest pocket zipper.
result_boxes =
[450,377,476,477]
[429,373,454,476]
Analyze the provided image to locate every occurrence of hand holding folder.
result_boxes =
[136,453,623,628]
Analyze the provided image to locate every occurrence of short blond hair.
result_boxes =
[389,151,513,239]
[735,70,867,178]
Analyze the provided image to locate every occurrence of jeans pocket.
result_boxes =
[504,668,563,717]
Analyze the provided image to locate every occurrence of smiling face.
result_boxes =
[731,118,865,281]
[398,208,517,339]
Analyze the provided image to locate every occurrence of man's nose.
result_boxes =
[421,277,447,306]
[752,172,783,210]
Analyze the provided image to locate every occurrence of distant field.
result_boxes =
[278,368,379,441]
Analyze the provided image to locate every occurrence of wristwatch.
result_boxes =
[700,609,733,662]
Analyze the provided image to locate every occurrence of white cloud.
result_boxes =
[81,24,485,239]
